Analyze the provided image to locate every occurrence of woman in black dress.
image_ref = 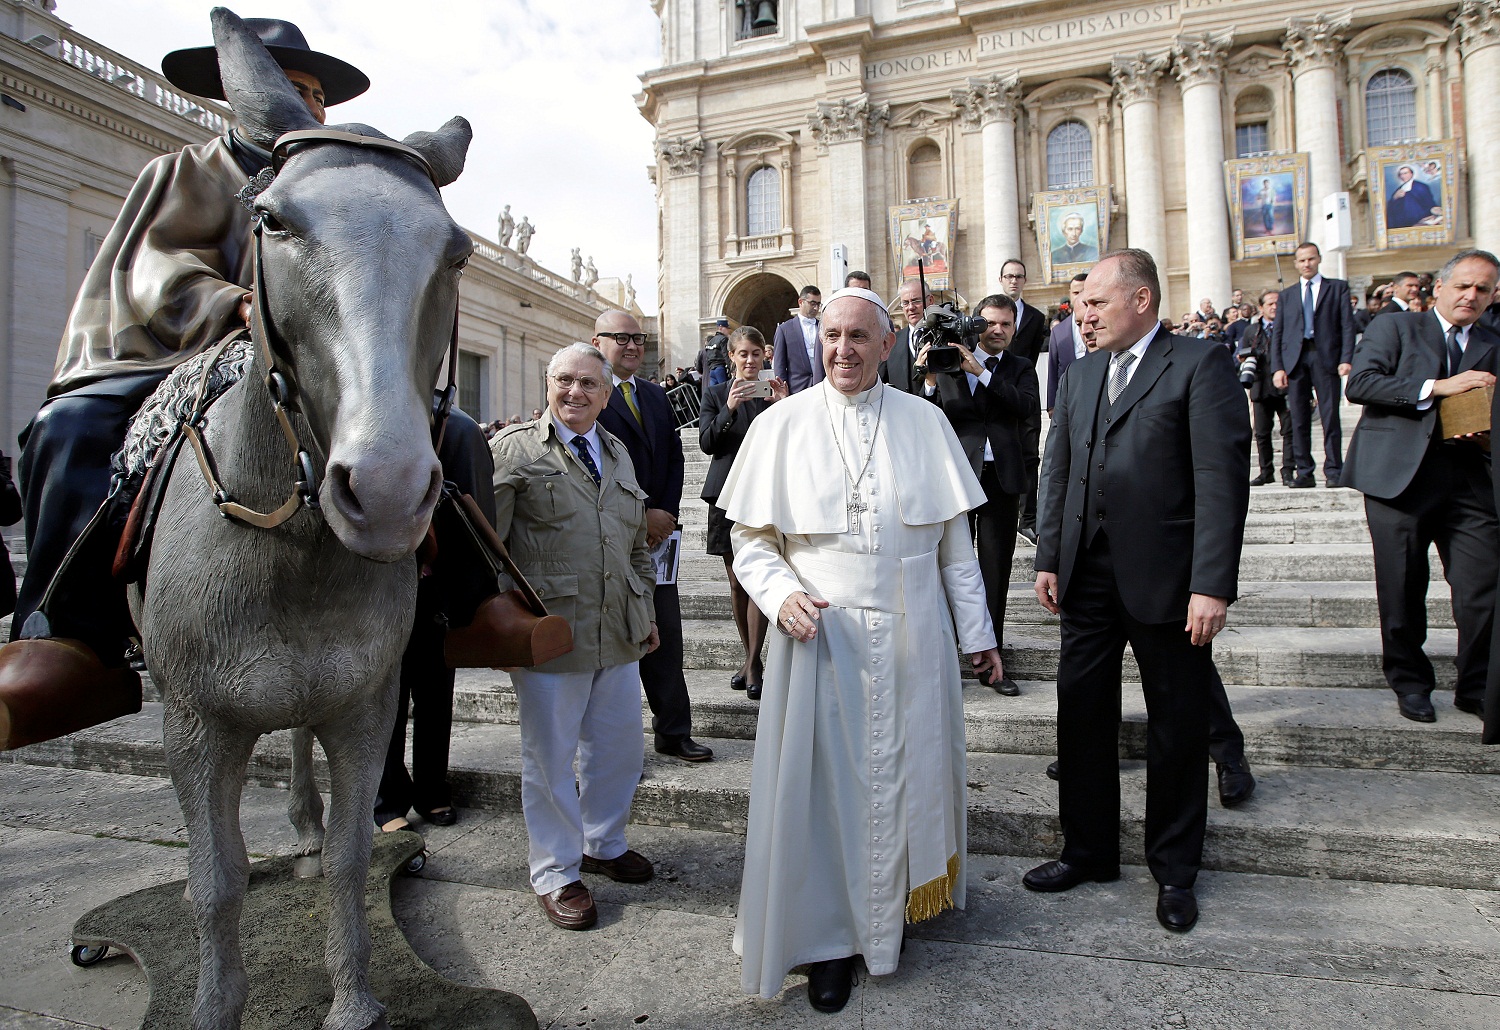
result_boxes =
[698,327,787,699]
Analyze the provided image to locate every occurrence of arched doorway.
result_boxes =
[723,272,798,350]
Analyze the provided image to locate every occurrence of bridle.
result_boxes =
[183,128,461,530]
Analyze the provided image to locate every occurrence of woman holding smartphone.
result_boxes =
[699,326,788,700]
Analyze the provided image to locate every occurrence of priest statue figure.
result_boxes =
[717,286,1003,1013]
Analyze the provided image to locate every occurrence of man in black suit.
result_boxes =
[1027,249,1250,933]
[1242,290,1293,486]
[1375,272,1420,319]
[771,285,823,393]
[1342,250,1500,724]
[1000,259,1046,541]
[878,279,931,394]
[592,311,713,763]
[1270,242,1356,487]
[1047,274,1090,414]
[920,294,1037,697]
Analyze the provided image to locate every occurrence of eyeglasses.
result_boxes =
[596,332,647,346]
[1001,274,1027,281]
[549,373,606,393]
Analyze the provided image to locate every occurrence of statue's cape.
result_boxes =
[719,381,985,534]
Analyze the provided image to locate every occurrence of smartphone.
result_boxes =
[746,379,774,399]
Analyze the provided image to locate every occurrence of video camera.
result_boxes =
[909,257,987,376]
[913,303,988,375]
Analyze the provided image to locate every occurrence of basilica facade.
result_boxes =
[639,0,1497,362]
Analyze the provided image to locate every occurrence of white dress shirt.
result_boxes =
[1416,311,1471,411]
[799,315,819,363]
[554,419,604,473]
[1110,328,1156,391]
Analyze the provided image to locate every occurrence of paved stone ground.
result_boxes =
[0,764,1496,1030]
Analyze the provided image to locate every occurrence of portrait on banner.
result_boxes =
[1369,140,1458,250]
[1224,154,1309,260]
[1033,187,1111,285]
[889,198,959,289]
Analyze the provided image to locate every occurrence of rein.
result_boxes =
[182,128,460,530]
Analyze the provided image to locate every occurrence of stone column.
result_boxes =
[1111,53,1170,292]
[657,135,705,368]
[809,95,889,283]
[952,74,1022,287]
[1456,1,1500,253]
[1285,15,1350,278]
[1172,31,1234,312]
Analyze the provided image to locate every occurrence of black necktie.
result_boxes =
[1446,325,1464,378]
[571,436,601,485]
[985,355,1000,374]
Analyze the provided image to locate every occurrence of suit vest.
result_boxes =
[1083,373,1118,548]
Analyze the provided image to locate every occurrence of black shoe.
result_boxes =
[1022,859,1119,893]
[730,672,747,691]
[418,806,458,827]
[1454,695,1485,717]
[1017,526,1039,546]
[1045,760,1060,781]
[806,956,857,1013]
[1324,474,1341,488]
[1281,470,1294,486]
[1215,758,1255,807]
[1396,693,1436,723]
[655,736,714,762]
[1288,476,1315,489]
[746,681,762,701]
[992,675,1021,697]
[1156,886,1198,932]
[1250,472,1274,486]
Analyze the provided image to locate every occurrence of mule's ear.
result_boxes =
[211,7,320,149]
[403,117,472,188]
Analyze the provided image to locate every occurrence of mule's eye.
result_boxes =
[452,255,469,271]
[258,211,287,234]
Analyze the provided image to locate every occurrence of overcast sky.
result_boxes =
[57,0,664,312]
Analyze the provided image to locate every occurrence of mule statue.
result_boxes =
[127,10,475,1028]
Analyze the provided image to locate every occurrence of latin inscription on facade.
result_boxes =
[829,0,1230,81]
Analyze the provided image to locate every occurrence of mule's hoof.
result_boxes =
[322,993,386,1030]
[294,853,324,879]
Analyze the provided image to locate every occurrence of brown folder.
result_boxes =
[1438,385,1493,440]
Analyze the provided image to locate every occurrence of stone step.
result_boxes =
[673,541,1428,587]
[668,619,1456,690]
[11,706,1497,890]
[679,579,1456,630]
[445,671,1495,775]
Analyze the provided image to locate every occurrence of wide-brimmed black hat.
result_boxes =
[162,17,369,106]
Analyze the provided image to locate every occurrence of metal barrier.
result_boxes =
[666,382,701,430]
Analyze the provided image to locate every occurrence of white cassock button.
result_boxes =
[873,784,882,791]
[873,938,882,946]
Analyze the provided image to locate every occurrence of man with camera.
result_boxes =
[879,279,933,393]
[1240,291,1292,487]
[917,295,1037,697]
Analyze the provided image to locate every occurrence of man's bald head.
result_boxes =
[592,309,646,376]
[1079,249,1162,353]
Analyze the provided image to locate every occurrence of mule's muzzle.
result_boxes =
[322,450,443,562]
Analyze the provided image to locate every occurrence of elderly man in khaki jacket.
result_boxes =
[491,342,660,931]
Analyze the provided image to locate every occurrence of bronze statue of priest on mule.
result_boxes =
[0,10,546,1028]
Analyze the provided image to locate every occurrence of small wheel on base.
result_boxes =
[71,943,109,967]
[402,851,427,875]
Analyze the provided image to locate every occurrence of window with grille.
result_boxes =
[457,351,485,419]
[1046,121,1094,189]
[1365,69,1417,145]
[746,165,780,236]
[907,142,942,201]
[1235,122,1270,158]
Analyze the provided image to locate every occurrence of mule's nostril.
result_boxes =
[327,462,363,518]
[420,467,443,513]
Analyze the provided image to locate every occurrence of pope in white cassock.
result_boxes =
[717,287,1003,1013]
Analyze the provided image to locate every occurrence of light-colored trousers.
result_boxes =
[510,661,644,895]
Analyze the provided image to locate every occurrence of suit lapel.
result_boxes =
[1106,328,1173,431]
[607,386,646,444]
[1461,321,1497,374]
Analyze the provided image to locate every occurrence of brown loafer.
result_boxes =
[538,880,597,930]
[0,638,142,751]
[580,848,654,883]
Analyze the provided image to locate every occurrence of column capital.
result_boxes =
[807,94,889,148]
[1111,52,1169,107]
[1454,1,1500,57]
[950,72,1021,130]
[657,135,705,177]
[1172,30,1234,89]
[1283,14,1350,75]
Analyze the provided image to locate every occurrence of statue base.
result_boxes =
[69,830,537,1029]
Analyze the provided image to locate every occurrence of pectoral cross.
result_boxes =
[847,489,868,533]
